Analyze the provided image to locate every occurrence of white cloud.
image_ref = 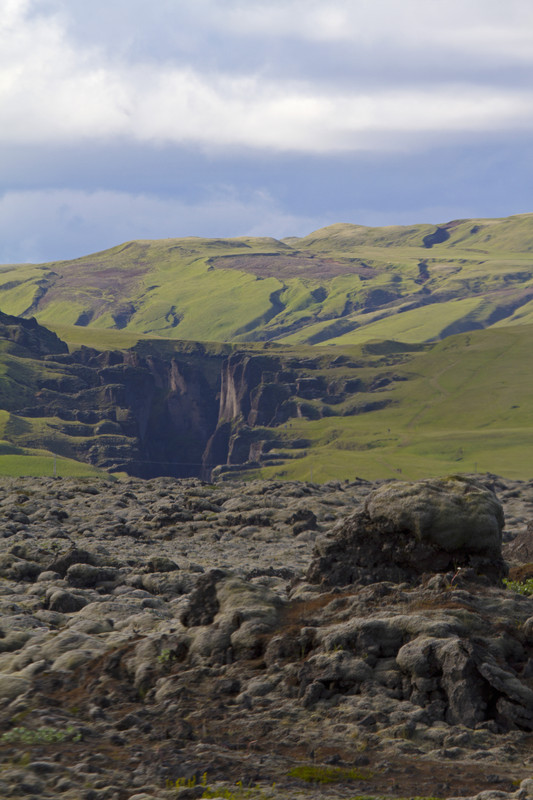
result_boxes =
[213,0,533,58]
[1,1,533,154]
[0,188,323,263]
[0,0,129,141]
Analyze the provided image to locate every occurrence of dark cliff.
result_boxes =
[0,313,410,479]
[33,346,223,478]
[202,348,402,479]
[0,315,224,477]
[0,310,68,357]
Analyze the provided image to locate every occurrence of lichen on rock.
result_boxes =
[365,475,504,553]
[308,476,507,587]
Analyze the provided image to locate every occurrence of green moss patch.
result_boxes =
[288,764,372,784]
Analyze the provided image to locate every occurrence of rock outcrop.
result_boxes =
[308,476,507,587]
[0,310,67,358]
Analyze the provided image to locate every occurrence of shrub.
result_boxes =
[503,577,533,596]
[0,726,82,745]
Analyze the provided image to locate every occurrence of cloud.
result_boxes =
[1,1,533,154]
[56,0,533,59]
[1,1,532,265]
[0,188,323,263]
[214,0,533,58]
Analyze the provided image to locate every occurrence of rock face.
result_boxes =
[308,476,507,586]
[0,315,225,477]
[203,348,402,478]
[34,345,222,478]
[0,310,67,358]
[0,311,411,480]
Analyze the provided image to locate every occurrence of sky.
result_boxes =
[1,0,533,263]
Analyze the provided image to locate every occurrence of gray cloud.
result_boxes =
[1,0,531,263]
[2,0,531,154]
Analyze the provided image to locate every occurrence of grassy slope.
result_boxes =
[248,325,533,482]
[0,215,532,346]
[0,411,105,478]
[0,440,105,477]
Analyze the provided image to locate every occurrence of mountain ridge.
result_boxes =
[1,213,533,347]
[0,213,530,481]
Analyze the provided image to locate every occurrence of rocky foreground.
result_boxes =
[0,473,533,800]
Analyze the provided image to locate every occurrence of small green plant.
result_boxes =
[288,764,372,784]
[166,773,208,790]
[15,752,31,768]
[0,726,82,745]
[503,578,533,596]
[201,783,275,800]
[157,648,174,664]
[166,775,277,799]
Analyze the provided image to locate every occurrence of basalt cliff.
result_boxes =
[0,311,408,480]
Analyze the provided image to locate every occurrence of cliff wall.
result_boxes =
[0,312,404,479]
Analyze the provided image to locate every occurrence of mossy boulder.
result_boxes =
[364,476,504,554]
[308,476,506,587]
[185,572,285,663]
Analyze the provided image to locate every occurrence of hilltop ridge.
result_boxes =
[0,213,530,482]
[0,213,532,346]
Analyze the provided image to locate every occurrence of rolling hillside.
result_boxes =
[0,213,531,482]
[250,325,533,482]
[0,213,532,346]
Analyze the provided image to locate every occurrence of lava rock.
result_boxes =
[308,476,507,586]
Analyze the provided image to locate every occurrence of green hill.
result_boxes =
[0,213,532,347]
[248,325,533,483]
[0,214,531,481]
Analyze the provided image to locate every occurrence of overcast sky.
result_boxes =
[1,0,533,263]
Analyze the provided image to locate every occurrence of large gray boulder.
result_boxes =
[308,476,506,586]
[364,476,504,554]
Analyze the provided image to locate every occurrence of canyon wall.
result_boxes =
[0,311,400,479]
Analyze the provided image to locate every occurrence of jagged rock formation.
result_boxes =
[0,309,67,358]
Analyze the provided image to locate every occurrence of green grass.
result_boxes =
[284,296,483,346]
[288,764,372,784]
[237,325,533,482]
[0,442,107,477]
[1,213,533,346]
[289,213,533,253]
[0,726,82,744]
[47,323,148,351]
